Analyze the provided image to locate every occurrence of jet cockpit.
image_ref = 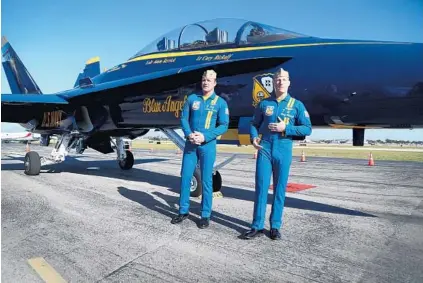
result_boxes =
[130,18,308,58]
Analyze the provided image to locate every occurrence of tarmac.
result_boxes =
[2,143,423,283]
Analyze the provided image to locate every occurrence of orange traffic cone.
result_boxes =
[368,152,375,166]
[300,150,306,162]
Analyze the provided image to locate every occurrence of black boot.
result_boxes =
[269,228,281,240]
[171,213,189,224]
[198,217,210,229]
[242,229,264,239]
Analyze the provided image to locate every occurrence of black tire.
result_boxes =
[190,168,203,197]
[24,151,41,176]
[118,150,134,170]
[212,171,222,193]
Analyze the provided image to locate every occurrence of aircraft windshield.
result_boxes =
[130,18,307,58]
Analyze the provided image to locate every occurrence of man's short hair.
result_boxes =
[273,68,289,79]
[202,69,217,80]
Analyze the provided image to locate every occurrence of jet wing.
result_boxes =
[2,56,289,123]
[1,94,70,123]
[1,94,68,104]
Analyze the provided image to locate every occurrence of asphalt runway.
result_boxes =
[2,143,423,282]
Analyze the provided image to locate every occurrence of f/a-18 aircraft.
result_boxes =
[2,18,423,196]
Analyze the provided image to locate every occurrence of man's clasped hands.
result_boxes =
[188,132,205,145]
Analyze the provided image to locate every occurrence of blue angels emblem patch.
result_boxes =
[265,106,274,116]
[192,101,200,110]
[252,73,274,107]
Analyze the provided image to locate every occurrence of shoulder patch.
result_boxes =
[265,105,274,116]
[304,110,310,117]
[192,101,200,110]
[225,107,229,115]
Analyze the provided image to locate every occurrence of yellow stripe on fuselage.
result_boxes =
[127,41,408,62]
[328,124,381,129]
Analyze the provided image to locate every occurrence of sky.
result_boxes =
[1,0,422,141]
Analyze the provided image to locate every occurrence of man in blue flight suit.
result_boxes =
[243,68,312,240]
[171,69,229,229]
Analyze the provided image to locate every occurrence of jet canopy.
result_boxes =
[131,18,308,58]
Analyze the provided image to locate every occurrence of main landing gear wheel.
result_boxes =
[190,168,202,197]
[24,151,41,176]
[189,169,223,197]
[118,150,134,170]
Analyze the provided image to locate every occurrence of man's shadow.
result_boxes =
[3,154,375,218]
[117,186,251,233]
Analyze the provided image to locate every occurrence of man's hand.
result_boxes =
[189,131,205,145]
[188,133,196,143]
[268,120,286,132]
[252,137,262,150]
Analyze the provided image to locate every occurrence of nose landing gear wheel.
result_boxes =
[118,150,134,170]
[24,151,41,176]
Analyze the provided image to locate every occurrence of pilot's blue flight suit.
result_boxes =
[179,92,229,218]
[250,94,312,231]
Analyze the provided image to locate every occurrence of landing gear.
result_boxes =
[212,171,222,192]
[190,169,202,197]
[113,137,134,170]
[353,128,365,146]
[189,169,222,197]
[21,133,135,175]
[159,128,233,198]
[118,150,134,170]
[24,151,41,176]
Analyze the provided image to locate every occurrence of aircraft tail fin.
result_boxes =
[2,36,43,94]
[73,56,100,88]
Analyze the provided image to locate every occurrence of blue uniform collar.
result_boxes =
[271,93,291,102]
[197,91,216,101]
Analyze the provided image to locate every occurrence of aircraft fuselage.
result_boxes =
[21,37,423,145]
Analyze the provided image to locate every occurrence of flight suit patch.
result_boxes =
[205,105,216,112]
[281,107,294,119]
[265,106,274,116]
[192,101,200,110]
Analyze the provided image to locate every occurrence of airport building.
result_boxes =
[206,28,228,44]
[157,37,176,51]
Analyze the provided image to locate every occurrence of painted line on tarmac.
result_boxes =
[28,257,67,283]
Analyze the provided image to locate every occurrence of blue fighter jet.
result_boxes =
[2,18,422,197]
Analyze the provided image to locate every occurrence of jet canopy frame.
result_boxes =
[130,18,308,58]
